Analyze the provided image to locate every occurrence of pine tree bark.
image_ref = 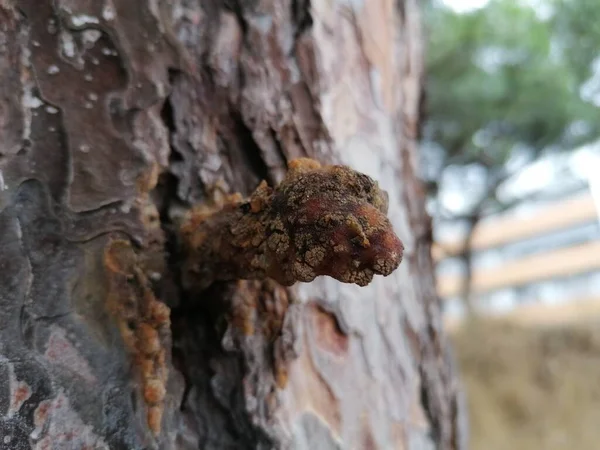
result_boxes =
[0,1,467,449]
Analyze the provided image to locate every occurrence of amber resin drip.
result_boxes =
[180,158,404,292]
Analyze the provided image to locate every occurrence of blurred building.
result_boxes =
[435,147,600,323]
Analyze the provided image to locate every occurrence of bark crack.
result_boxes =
[156,69,278,449]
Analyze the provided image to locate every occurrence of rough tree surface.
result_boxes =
[0,1,467,450]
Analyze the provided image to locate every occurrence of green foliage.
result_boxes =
[423,0,600,206]
[552,0,600,85]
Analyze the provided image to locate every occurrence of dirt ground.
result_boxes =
[450,318,600,450]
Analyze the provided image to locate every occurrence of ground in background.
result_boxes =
[451,318,600,450]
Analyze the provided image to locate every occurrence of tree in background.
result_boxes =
[552,0,600,89]
[422,0,600,313]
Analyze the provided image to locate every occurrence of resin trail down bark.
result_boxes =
[180,158,404,292]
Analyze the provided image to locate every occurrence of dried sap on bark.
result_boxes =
[180,158,404,293]
[104,239,171,436]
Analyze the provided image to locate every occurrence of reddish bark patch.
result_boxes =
[310,304,349,358]
[8,368,32,417]
[31,392,108,448]
[44,327,96,383]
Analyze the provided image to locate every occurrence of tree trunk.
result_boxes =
[0,1,467,449]
[459,212,483,318]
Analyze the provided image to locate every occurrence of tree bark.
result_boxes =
[0,1,467,449]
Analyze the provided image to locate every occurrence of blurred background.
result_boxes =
[421,0,600,448]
